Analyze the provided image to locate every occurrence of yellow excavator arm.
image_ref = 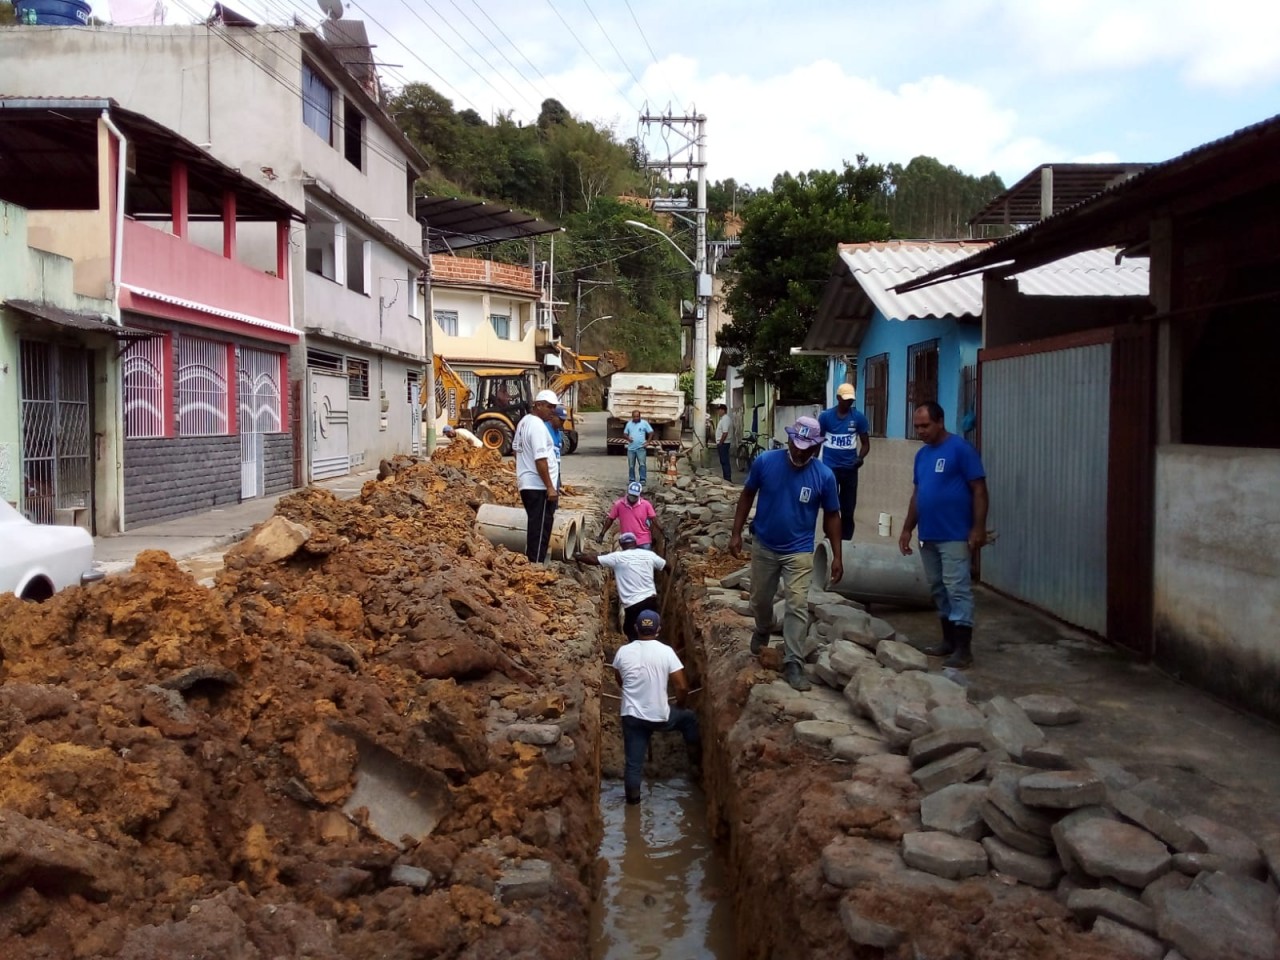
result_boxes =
[547,345,627,396]
[429,354,472,425]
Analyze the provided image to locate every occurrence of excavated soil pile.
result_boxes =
[0,458,604,960]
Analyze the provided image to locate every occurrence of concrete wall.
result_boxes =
[430,287,538,365]
[849,439,922,545]
[854,313,980,440]
[1153,445,1280,721]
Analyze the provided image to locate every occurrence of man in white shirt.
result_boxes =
[714,403,733,481]
[512,389,561,562]
[573,532,666,642]
[442,424,483,448]
[610,610,700,805]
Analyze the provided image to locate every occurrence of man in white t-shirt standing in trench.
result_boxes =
[573,532,666,642]
[512,389,561,562]
[610,610,700,805]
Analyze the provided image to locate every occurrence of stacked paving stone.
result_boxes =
[701,560,1280,960]
[650,473,739,552]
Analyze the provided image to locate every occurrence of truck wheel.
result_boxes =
[565,430,579,455]
[479,422,514,456]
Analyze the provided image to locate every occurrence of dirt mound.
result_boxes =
[0,458,604,959]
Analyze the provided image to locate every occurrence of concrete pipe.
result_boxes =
[812,539,935,609]
[474,503,584,561]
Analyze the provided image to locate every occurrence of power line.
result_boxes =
[580,0,651,103]
[466,0,565,106]
[622,0,683,111]
[412,0,540,113]
[542,0,639,113]
[445,0,554,107]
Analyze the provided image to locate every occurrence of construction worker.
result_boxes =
[513,389,561,562]
[574,532,666,642]
[599,481,657,549]
[442,424,482,448]
[610,610,700,805]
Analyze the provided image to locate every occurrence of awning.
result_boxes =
[4,299,153,339]
[416,196,561,254]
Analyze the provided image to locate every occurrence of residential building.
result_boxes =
[0,99,300,532]
[802,239,1148,544]
[898,114,1280,721]
[0,19,430,483]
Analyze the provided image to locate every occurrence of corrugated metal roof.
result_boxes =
[1016,248,1149,297]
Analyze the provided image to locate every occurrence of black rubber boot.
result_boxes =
[686,741,703,772]
[924,618,956,657]
[625,789,641,805]
[750,632,769,655]
[944,625,974,668]
[783,661,811,692]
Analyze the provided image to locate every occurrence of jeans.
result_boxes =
[622,595,659,643]
[520,489,557,563]
[627,447,647,485]
[919,540,974,627]
[717,442,732,480]
[621,710,700,799]
[831,464,860,541]
[750,541,814,667]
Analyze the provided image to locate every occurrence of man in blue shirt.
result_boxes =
[546,405,567,491]
[622,410,653,487]
[898,401,989,669]
[729,416,842,691]
[818,383,871,542]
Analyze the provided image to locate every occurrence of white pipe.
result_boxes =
[475,503,584,561]
[100,110,127,306]
[812,538,934,608]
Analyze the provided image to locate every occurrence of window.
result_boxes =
[346,357,370,399]
[345,230,370,295]
[177,336,229,437]
[343,99,365,169]
[434,310,459,336]
[408,270,420,319]
[122,335,167,439]
[307,348,344,372]
[406,165,416,215]
[406,369,420,404]
[864,353,888,438]
[306,205,338,281]
[489,314,511,339]
[302,63,334,144]
[237,347,283,433]
[906,339,940,437]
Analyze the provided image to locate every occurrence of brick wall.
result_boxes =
[264,433,293,495]
[431,255,537,294]
[124,436,242,527]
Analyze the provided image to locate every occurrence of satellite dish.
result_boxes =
[317,0,343,20]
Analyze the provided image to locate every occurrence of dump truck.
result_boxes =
[604,372,685,455]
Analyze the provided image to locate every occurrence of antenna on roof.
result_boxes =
[316,0,343,20]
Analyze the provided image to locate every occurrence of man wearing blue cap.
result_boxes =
[729,416,842,691]
[610,609,700,805]
[574,531,666,642]
[599,481,656,549]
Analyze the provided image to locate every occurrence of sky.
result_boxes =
[106,0,1280,190]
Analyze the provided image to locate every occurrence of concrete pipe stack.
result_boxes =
[474,503,584,561]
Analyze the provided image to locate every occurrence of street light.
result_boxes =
[622,220,711,453]
[575,314,612,353]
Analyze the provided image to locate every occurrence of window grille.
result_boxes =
[123,336,167,439]
[864,353,889,438]
[178,337,229,437]
[237,347,282,434]
[906,339,940,437]
[434,310,459,336]
[307,348,343,372]
[406,369,420,404]
[346,357,370,399]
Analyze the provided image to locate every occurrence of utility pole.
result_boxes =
[638,110,709,457]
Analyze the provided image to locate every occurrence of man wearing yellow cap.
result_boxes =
[819,382,871,542]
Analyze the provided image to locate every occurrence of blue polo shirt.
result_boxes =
[623,419,652,452]
[818,406,870,469]
[744,449,839,554]
[913,433,985,542]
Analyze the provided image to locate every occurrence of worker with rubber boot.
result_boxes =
[610,611,700,805]
[898,401,989,669]
[728,416,842,692]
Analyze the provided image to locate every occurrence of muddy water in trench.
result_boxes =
[590,778,735,960]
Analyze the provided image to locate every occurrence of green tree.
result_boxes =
[719,158,892,400]
[679,369,724,406]
[873,156,1006,239]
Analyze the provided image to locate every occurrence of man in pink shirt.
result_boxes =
[599,481,657,549]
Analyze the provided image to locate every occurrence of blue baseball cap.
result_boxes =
[635,610,661,635]
[553,405,568,419]
[627,481,643,497]
[618,532,638,546]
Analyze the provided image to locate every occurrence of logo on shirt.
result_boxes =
[935,458,946,473]
[799,486,812,503]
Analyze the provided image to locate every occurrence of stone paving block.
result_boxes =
[505,723,562,746]
[1083,757,1140,791]
[986,774,1056,837]
[909,726,986,769]
[814,602,866,628]
[1013,693,1081,726]
[838,897,905,950]
[1057,817,1172,887]
[876,639,928,673]
[856,753,914,780]
[894,702,930,736]
[794,719,855,749]
[1110,786,1206,854]
[902,831,988,880]
[1067,886,1158,934]
[1140,869,1192,913]
[1189,869,1277,925]
[921,783,989,841]
[388,864,434,889]
[1052,806,1118,876]
[866,616,897,644]
[1157,887,1279,960]
[981,835,1063,888]
[830,734,891,761]
[911,747,987,794]
[1179,814,1266,876]
[828,639,875,675]
[917,672,969,709]
[1020,743,1075,770]
[1088,917,1165,960]
[982,696,1046,759]
[927,702,985,732]
[813,651,842,690]
[1018,770,1107,809]
[718,565,750,589]
[821,835,901,888]
[1171,851,1266,878]
[979,798,1056,857]
[495,858,552,903]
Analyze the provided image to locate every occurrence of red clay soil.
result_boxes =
[0,453,604,960]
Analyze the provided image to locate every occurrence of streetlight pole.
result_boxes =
[623,217,710,453]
